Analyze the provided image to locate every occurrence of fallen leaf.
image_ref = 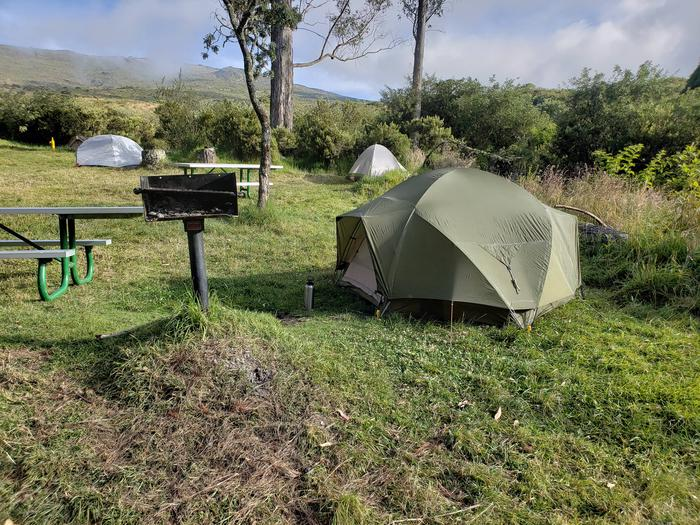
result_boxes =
[522,443,534,453]
[336,409,350,421]
[457,399,473,408]
[494,407,502,421]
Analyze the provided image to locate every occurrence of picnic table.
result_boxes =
[172,163,283,198]
[0,207,143,301]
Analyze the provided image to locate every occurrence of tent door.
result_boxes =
[340,237,382,304]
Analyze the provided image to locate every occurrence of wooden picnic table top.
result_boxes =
[172,162,284,170]
[0,206,144,219]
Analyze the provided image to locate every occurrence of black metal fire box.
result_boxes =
[135,173,238,311]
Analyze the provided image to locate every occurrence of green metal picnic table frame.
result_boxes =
[172,163,283,198]
[0,207,143,301]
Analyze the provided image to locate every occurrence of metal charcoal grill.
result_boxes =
[135,173,238,311]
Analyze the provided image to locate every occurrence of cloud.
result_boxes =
[294,0,700,97]
[0,0,222,72]
[0,0,697,99]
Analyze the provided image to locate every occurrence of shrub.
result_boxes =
[154,89,203,152]
[0,90,155,146]
[426,143,474,170]
[272,126,297,157]
[357,122,411,166]
[0,91,94,145]
[593,144,645,180]
[381,76,556,172]
[202,101,261,161]
[98,107,157,145]
[406,115,453,152]
[553,63,700,167]
[295,101,356,167]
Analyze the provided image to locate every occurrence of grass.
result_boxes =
[0,140,699,523]
[351,169,410,199]
[523,169,700,312]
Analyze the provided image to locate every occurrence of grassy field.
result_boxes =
[0,140,698,524]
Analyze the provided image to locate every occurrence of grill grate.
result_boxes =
[135,173,238,221]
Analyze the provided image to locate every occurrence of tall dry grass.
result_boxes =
[521,167,700,248]
[522,167,699,312]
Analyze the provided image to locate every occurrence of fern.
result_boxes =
[593,144,644,179]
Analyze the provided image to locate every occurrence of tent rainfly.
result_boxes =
[336,168,581,327]
[350,144,406,177]
[76,134,143,168]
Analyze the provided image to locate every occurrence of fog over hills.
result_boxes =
[0,44,351,101]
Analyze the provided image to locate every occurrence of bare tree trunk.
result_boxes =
[236,33,271,208]
[410,0,427,147]
[271,0,294,129]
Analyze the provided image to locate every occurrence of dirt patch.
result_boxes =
[0,338,335,524]
[276,312,306,326]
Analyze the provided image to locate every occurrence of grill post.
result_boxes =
[184,218,208,312]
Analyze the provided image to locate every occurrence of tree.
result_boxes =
[270,0,397,129]
[270,0,294,128]
[401,0,447,146]
[204,0,297,208]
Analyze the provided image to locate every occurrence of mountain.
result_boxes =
[0,44,351,102]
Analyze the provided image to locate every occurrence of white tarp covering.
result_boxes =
[350,144,406,177]
[76,134,143,168]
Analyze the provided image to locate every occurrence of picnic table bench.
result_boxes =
[172,163,282,198]
[0,207,143,301]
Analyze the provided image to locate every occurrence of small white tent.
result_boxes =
[76,135,143,168]
[350,144,406,177]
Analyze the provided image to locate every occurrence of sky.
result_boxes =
[0,0,698,99]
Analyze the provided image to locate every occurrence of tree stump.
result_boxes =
[198,147,217,164]
[142,149,167,169]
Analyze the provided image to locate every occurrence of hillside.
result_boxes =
[0,44,351,102]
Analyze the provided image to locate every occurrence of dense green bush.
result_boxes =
[0,90,155,145]
[406,115,453,152]
[272,126,297,156]
[0,91,91,144]
[294,101,373,167]
[201,100,261,161]
[382,76,555,171]
[553,63,700,167]
[357,122,411,165]
[97,108,156,145]
[154,83,203,152]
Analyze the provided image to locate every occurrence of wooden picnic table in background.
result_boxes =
[171,163,283,198]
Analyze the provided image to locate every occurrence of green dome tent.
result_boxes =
[335,168,580,327]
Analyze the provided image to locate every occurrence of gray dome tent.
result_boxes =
[76,134,143,168]
[336,168,580,327]
[350,144,406,177]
